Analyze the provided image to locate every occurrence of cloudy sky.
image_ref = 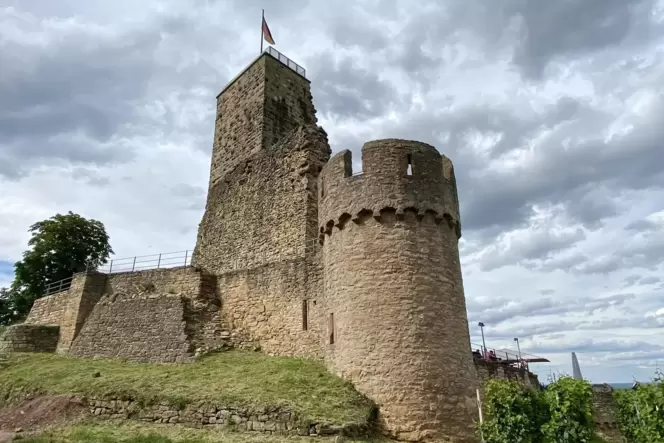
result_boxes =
[1,0,663,383]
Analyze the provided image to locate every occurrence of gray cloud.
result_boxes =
[307,52,402,121]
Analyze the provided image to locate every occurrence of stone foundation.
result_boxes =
[85,398,366,437]
[0,325,60,353]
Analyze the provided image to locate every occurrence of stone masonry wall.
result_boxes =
[25,291,70,325]
[194,125,330,275]
[56,272,107,353]
[208,52,318,190]
[592,384,623,443]
[216,256,324,360]
[84,397,365,437]
[0,324,59,353]
[319,140,477,442]
[69,294,195,363]
[104,267,206,298]
[474,359,541,395]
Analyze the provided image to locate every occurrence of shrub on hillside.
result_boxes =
[479,376,598,443]
[542,376,595,443]
[615,370,664,443]
[479,379,548,443]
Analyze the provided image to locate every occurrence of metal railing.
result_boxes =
[95,250,193,274]
[39,240,324,297]
[44,275,74,297]
[264,47,306,78]
[470,343,530,367]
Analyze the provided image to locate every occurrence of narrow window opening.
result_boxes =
[406,154,413,176]
[320,177,325,197]
[302,300,308,331]
[328,313,335,344]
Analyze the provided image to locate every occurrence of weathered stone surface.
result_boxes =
[474,359,540,392]
[0,324,59,353]
[592,384,623,443]
[319,140,477,443]
[69,294,196,363]
[216,258,324,359]
[76,397,364,437]
[25,291,70,325]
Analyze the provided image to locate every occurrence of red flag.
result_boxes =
[262,16,275,45]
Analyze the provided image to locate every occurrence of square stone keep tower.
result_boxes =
[193,49,331,274]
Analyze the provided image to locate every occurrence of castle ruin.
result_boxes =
[5,49,545,442]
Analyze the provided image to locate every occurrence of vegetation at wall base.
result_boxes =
[614,369,664,443]
[0,350,375,427]
[542,377,595,443]
[478,379,548,443]
[479,376,596,443]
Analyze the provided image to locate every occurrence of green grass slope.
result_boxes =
[0,351,375,426]
[17,422,390,443]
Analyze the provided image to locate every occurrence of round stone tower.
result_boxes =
[318,139,479,442]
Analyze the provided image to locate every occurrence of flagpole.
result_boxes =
[260,9,264,54]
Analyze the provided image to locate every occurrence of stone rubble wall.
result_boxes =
[474,359,541,394]
[103,267,203,299]
[85,398,366,437]
[592,384,623,443]
[69,293,196,363]
[193,125,330,276]
[216,256,324,360]
[25,291,70,325]
[0,324,60,353]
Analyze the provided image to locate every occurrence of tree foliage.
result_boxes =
[615,370,664,443]
[0,287,15,326]
[4,211,113,322]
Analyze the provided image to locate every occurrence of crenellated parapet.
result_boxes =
[318,139,461,241]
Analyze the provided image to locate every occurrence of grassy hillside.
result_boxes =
[0,350,375,426]
[17,422,389,443]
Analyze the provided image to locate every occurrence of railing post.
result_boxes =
[184,250,189,266]
[59,279,63,291]
[109,260,113,273]
[157,253,162,269]
[132,256,137,272]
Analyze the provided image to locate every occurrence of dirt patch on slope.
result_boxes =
[0,394,86,434]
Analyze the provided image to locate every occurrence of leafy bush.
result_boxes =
[479,376,597,443]
[479,379,548,443]
[615,370,664,443]
[542,377,595,443]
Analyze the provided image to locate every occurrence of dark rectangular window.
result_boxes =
[406,154,413,176]
[328,313,335,344]
[302,300,308,331]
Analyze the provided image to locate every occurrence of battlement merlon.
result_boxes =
[318,139,462,238]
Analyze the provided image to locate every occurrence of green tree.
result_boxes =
[10,211,113,319]
[0,287,15,326]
